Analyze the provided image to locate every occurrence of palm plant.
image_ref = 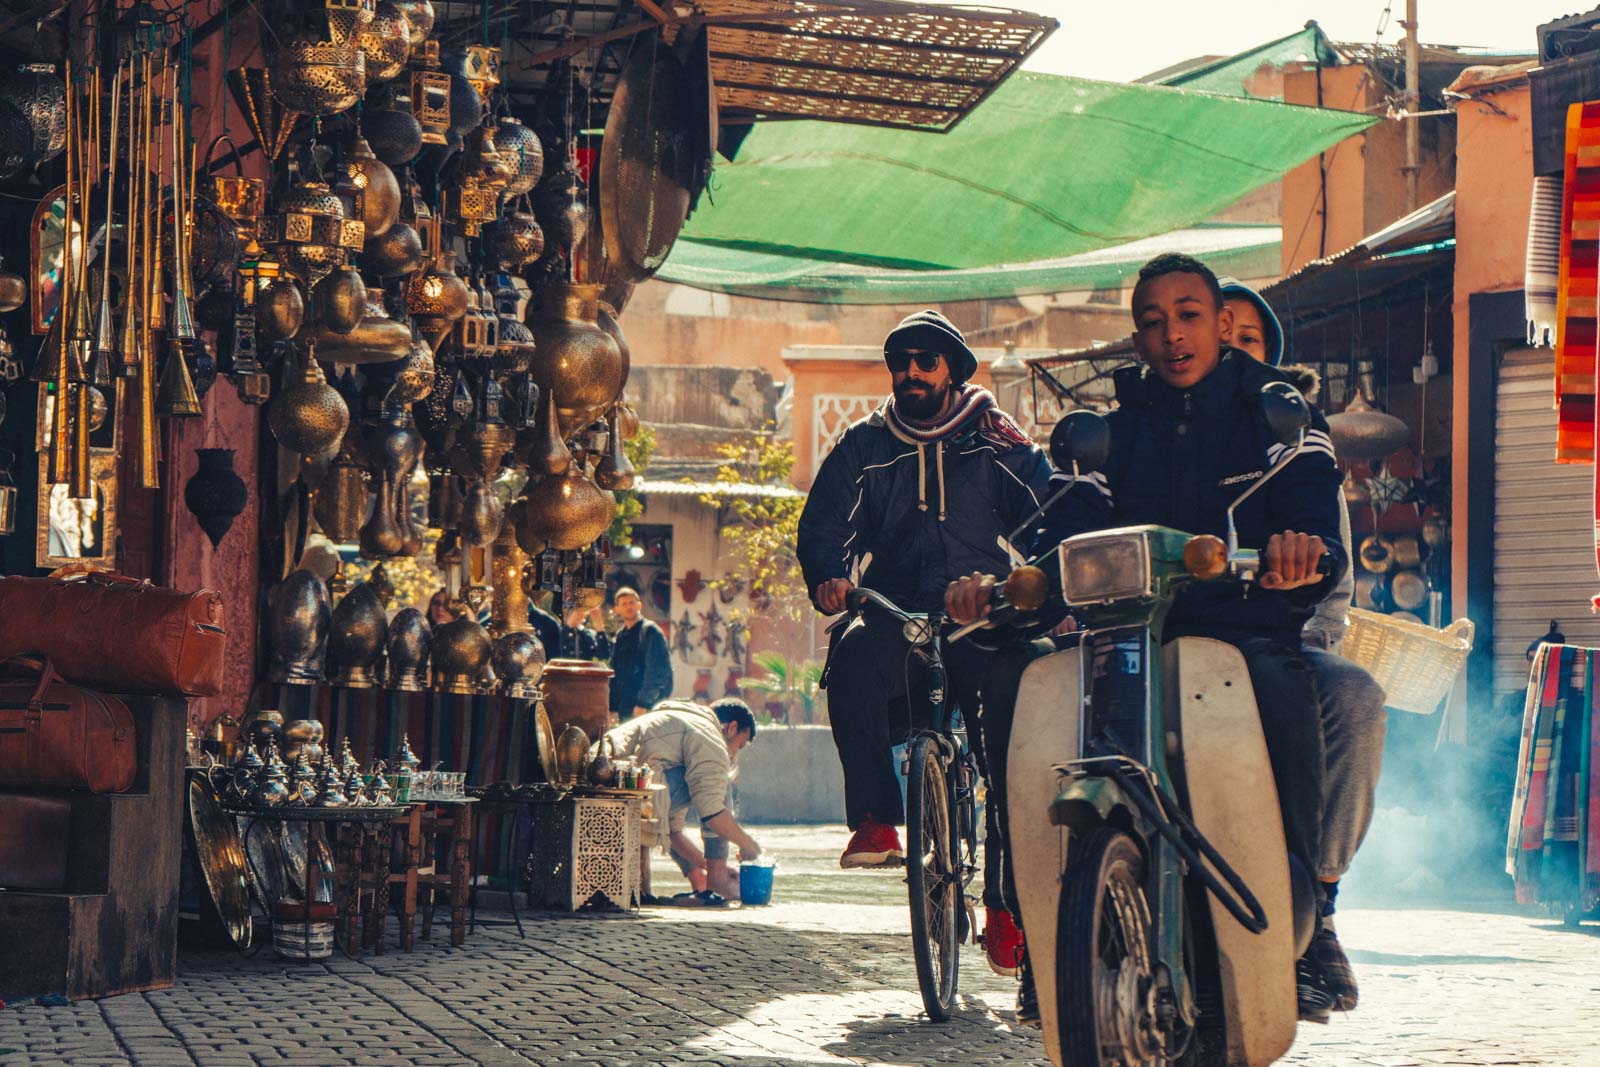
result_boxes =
[740,651,825,724]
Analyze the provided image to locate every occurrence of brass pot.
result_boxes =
[386,607,431,690]
[0,256,25,313]
[529,282,625,438]
[431,616,492,694]
[269,348,350,455]
[617,401,640,441]
[518,468,614,551]
[489,521,531,638]
[355,0,411,84]
[269,570,332,683]
[363,107,422,166]
[512,496,546,556]
[491,631,545,699]
[344,134,401,237]
[407,252,471,349]
[594,409,636,491]
[364,221,423,278]
[268,33,366,117]
[490,209,544,271]
[391,0,435,44]
[495,116,544,198]
[388,337,435,405]
[314,442,369,542]
[328,582,389,688]
[256,278,306,341]
[597,299,630,395]
[280,718,325,763]
[243,708,285,751]
[314,265,367,334]
[305,286,413,364]
[554,723,590,785]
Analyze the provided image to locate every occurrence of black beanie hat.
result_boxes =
[884,309,979,383]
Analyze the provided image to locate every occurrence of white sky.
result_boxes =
[1017,1,1551,83]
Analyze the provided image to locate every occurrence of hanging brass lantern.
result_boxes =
[489,207,544,271]
[314,438,369,542]
[263,181,363,287]
[313,265,367,334]
[363,221,423,278]
[463,121,515,193]
[269,344,350,455]
[517,468,614,551]
[444,46,501,107]
[343,134,401,238]
[528,282,626,438]
[405,39,451,146]
[495,116,544,199]
[267,32,366,117]
[354,0,411,84]
[323,0,377,44]
[406,250,471,349]
[391,0,435,44]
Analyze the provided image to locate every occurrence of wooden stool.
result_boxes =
[418,801,473,946]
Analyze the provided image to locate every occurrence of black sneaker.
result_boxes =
[1016,954,1040,1028]
[1307,917,1358,1011]
[1296,954,1334,1024]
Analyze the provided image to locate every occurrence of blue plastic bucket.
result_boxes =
[740,861,776,906]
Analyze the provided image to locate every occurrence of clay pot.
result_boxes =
[542,659,613,738]
[364,221,423,278]
[256,278,306,341]
[364,107,423,166]
[386,607,431,691]
[269,570,332,683]
[431,616,492,694]
[494,116,544,198]
[183,448,250,549]
[355,0,411,83]
[528,282,625,438]
[344,134,401,237]
[517,468,614,551]
[328,582,389,688]
[305,286,413,364]
[269,349,350,455]
[314,265,367,334]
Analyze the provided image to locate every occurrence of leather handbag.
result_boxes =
[0,657,137,793]
[0,572,226,697]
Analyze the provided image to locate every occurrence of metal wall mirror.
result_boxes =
[35,381,122,569]
[30,186,78,335]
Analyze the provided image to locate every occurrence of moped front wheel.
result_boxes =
[906,735,960,1021]
[1055,828,1161,1067]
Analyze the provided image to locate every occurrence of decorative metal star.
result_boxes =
[1364,465,1411,517]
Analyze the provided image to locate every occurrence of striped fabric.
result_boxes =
[1507,644,1600,914]
[1555,103,1600,464]
[1528,175,1563,348]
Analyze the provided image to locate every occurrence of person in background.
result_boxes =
[1220,276,1386,1015]
[427,588,455,627]
[602,697,760,905]
[528,595,562,662]
[558,603,611,660]
[609,586,673,719]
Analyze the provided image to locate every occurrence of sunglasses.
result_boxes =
[886,350,943,374]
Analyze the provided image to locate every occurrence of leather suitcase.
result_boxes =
[0,658,137,793]
[0,572,225,697]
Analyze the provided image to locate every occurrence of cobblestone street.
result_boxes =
[1,827,1596,1066]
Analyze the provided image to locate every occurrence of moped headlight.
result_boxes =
[1057,533,1151,605]
[902,617,934,646]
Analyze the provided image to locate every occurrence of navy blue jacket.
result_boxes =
[798,403,1053,614]
[1033,351,1347,648]
[610,619,673,715]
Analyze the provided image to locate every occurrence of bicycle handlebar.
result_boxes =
[844,586,920,625]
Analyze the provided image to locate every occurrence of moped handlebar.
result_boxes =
[843,586,917,624]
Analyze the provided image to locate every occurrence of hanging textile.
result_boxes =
[1527,175,1563,348]
[1507,643,1600,914]
[1553,103,1600,464]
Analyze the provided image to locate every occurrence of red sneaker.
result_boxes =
[839,817,905,869]
[983,907,1025,977]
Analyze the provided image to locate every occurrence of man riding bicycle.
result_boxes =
[796,309,1051,975]
[946,254,1349,1024]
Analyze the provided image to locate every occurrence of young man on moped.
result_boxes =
[947,254,1348,1024]
[1221,277,1387,1012]
[796,309,1052,975]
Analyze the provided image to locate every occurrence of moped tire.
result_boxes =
[907,734,960,1021]
[1055,828,1161,1067]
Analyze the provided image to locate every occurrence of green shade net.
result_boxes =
[1154,24,1339,98]
[659,225,1281,304]
[670,71,1377,275]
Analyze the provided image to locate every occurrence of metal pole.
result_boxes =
[1403,0,1421,211]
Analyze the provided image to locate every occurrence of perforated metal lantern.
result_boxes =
[406,41,451,146]
[268,32,366,117]
[354,0,411,83]
[263,181,363,286]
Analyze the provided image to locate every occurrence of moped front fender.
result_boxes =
[1049,774,1139,835]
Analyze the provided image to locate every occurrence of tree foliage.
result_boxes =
[739,651,825,724]
[699,433,808,627]
[606,425,657,547]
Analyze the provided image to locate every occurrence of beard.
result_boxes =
[893,378,952,421]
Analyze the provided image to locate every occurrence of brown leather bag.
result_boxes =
[0,658,137,793]
[0,572,226,697]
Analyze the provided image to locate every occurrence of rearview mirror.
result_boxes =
[1049,410,1111,475]
[1261,381,1312,446]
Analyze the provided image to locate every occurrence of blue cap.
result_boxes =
[1218,278,1285,367]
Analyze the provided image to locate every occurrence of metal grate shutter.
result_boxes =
[1493,347,1600,696]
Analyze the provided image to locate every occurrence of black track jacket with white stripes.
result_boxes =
[798,403,1053,614]
[1032,349,1347,648]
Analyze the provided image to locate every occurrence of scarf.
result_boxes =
[879,384,1033,521]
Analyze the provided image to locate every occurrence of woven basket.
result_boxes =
[1340,608,1475,715]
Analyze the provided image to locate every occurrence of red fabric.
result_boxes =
[1556,102,1600,464]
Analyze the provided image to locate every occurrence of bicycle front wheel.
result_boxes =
[907,734,960,1020]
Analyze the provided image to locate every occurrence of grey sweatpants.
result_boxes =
[1304,650,1387,880]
